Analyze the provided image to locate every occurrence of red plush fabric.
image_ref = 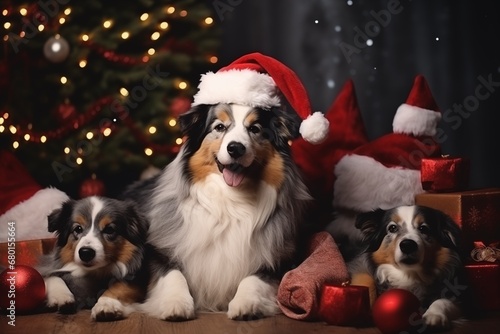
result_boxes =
[352,133,441,170]
[0,150,42,216]
[277,232,349,321]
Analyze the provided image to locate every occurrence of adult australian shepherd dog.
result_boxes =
[124,53,329,320]
[125,102,310,320]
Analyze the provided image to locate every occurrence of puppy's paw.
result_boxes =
[45,276,76,313]
[423,298,460,330]
[91,296,125,321]
[227,275,279,320]
[423,310,450,329]
[141,270,195,321]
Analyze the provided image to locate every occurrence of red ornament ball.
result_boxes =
[0,265,46,313]
[79,175,105,198]
[372,289,422,334]
[169,96,192,117]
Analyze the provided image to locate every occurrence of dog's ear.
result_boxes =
[178,104,211,155]
[48,200,75,246]
[355,209,387,252]
[272,107,300,140]
[355,209,386,234]
[437,210,461,251]
[48,200,74,233]
[179,104,210,136]
[123,201,149,245]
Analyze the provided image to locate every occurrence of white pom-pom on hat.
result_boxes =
[299,111,329,144]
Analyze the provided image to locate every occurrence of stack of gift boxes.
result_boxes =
[415,156,500,313]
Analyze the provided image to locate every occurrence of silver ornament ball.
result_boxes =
[43,35,70,63]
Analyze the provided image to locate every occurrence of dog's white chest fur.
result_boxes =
[176,173,278,310]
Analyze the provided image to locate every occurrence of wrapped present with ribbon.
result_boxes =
[415,188,500,253]
[420,156,470,192]
[471,241,500,263]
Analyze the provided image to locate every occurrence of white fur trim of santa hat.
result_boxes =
[192,69,281,108]
[393,103,442,137]
[333,154,424,212]
[0,187,69,242]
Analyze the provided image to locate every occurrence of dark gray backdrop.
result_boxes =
[214,0,500,189]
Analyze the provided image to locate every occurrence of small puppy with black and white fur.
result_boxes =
[37,196,150,321]
[330,205,465,330]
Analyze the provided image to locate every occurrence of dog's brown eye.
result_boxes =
[102,225,116,236]
[418,224,430,235]
[388,224,399,233]
[72,225,83,235]
[248,124,261,134]
[214,123,226,132]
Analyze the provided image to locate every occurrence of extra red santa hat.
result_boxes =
[192,52,329,144]
[333,75,442,212]
[291,79,368,204]
[0,150,69,242]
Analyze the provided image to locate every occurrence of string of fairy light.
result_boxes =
[1,3,218,164]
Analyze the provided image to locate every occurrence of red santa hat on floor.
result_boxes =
[291,79,368,204]
[0,150,69,242]
[192,52,329,144]
[333,75,442,212]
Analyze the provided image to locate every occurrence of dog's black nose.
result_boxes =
[227,141,246,158]
[399,239,418,254]
[79,247,96,262]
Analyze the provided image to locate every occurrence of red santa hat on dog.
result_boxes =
[333,75,442,212]
[192,52,329,144]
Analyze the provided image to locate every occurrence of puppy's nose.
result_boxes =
[399,239,418,254]
[79,247,96,262]
[227,141,246,159]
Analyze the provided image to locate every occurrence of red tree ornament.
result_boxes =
[169,96,192,117]
[79,175,105,198]
[0,265,46,313]
[372,289,422,334]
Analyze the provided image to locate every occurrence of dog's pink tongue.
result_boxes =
[222,169,244,187]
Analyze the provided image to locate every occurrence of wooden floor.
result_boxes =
[2,311,500,334]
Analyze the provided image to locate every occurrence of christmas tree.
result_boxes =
[0,0,220,198]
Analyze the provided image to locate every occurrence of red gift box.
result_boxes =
[318,284,371,326]
[465,260,500,311]
[415,188,500,253]
[420,156,469,192]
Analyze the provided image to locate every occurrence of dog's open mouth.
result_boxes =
[216,157,246,187]
[400,256,419,265]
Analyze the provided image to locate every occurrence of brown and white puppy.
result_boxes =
[38,196,149,321]
[346,205,464,329]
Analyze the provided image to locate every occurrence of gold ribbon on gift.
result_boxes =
[471,241,500,262]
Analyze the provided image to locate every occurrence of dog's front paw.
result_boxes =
[91,296,126,321]
[141,270,195,321]
[227,275,279,320]
[423,310,450,329]
[422,299,459,330]
[45,276,76,313]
